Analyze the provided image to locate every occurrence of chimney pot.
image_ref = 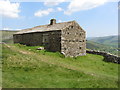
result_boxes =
[50,19,56,25]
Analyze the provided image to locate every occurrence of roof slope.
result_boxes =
[15,21,75,34]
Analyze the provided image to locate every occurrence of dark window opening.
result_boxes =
[79,47,82,49]
[71,26,73,28]
[72,40,75,42]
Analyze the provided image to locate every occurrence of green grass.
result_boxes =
[2,44,119,88]
[87,40,118,55]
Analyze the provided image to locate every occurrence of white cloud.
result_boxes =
[58,20,62,22]
[0,0,20,18]
[3,27,11,30]
[64,0,119,15]
[44,0,66,6]
[34,8,54,17]
[57,7,63,11]
[34,7,64,17]
[3,27,20,30]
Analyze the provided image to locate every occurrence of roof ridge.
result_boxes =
[25,20,75,30]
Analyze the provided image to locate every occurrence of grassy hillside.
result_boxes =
[0,30,18,44]
[87,35,118,48]
[86,40,118,55]
[2,44,118,88]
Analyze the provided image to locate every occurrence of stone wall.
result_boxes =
[13,30,61,52]
[42,30,61,52]
[13,32,43,46]
[86,50,120,64]
[61,21,86,57]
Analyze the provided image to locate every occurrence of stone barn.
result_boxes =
[13,19,86,57]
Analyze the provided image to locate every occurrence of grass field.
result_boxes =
[2,44,119,88]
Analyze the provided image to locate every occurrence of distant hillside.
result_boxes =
[0,30,18,44]
[86,40,118,55]
[87,35,118,48]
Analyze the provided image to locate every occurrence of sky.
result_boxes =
[0,0,119,37]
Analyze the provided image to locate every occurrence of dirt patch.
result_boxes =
[19,51,31,55]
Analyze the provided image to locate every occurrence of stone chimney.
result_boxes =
[50,19,56,25]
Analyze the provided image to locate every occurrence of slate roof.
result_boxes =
[15,20,75,34]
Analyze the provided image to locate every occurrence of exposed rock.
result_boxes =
[36,47,44,50]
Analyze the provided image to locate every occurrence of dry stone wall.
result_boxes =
[86,50,120,64]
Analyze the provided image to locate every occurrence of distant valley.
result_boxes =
[87,35,118,48]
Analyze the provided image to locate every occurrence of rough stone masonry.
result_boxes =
[86,50,120,64]
[13,19,86,57]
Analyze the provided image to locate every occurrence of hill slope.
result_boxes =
[2,44,118,88]
[86,40,118,55]
[0,30,18,44]
[87,35,118,48]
